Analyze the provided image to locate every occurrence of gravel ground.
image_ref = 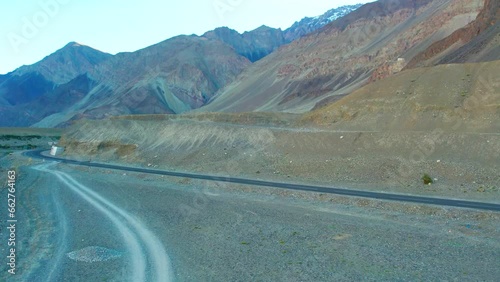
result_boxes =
[2,154,498,281]
[65,165,500,281]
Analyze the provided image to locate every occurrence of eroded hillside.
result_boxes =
[200,0,486,113]
[302,60,500,132]
[60,62,500,202]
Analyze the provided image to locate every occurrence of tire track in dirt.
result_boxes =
[34,163,173,282]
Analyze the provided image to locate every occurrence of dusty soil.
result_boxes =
[59,116,499,203]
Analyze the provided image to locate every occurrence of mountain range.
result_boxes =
[203,4,363,62]
[201,0,496,113]
[0,4,361,127]
[0,0,498,127]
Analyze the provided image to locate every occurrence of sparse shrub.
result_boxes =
[97,140,120,151]
[26,144,37,149]
[422,174,433,185]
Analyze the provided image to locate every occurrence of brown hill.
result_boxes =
[301,60,500,133]
[199,0,485,113]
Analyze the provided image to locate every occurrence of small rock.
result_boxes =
[67,246,123,263]
[437,160,441,163]
[340,136,344,139]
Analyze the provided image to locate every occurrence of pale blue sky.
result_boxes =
[1,0,370,74]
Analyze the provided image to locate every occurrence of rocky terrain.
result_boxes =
[2,153,498,281]
[406,0,499,67]
[2,0,498,201]
[200,0,486,113]
[302,60,499,132]
[1,1,497,127]
[2,1,499,281]
[59,60,500,202]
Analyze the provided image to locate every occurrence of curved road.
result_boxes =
[25,150,500,212]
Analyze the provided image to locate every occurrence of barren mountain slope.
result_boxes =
[9,42,113,84]
[1,74,97,127]
[202,5,362,62]
[59,91,499,202]
[200,0,485,113]
[33,36,251,127]
[301,60,500,132]
[58,62,499,201]
[0,42,111,107]
[0,43,111,126]
[406,0,499,67]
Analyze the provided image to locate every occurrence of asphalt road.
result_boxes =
[25,150,500,212]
